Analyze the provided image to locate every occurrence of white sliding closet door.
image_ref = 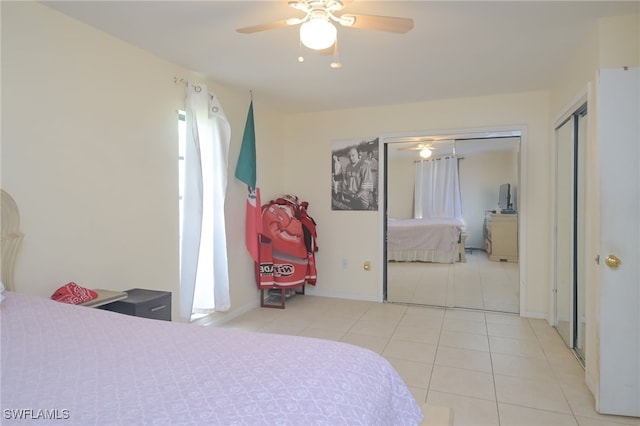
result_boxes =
[554,117,575,351]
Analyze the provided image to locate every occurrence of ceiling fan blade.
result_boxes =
[340,14,414,33]
[236,20,291,34]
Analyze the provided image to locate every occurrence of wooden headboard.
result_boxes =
[1,189,23,291]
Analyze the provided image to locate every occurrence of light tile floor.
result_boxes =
[220,296,640,426]
[387,251,520,314]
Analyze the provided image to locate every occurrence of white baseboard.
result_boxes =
[304,287,383,303]
[521,311,547,319]
[585,371,597,401]
[192,299,260,327]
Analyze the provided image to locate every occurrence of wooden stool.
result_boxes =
[260,285,305,309]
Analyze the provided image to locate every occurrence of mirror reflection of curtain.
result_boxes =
[414,157,463,220]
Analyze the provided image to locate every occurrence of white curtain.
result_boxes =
[180,82,231,321]
[414,156,463,220]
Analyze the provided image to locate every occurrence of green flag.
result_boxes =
[235,100,256,189]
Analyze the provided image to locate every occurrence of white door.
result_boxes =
[596,67,640,416]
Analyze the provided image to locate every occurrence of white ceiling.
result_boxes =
[43,1,638,114]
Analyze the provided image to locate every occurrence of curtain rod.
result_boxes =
[174,77,203,93]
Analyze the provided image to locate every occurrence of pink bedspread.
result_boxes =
[1,292,422,425]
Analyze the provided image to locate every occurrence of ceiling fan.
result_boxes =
[393,138,456,158]
[397,143,434,151]
[396,143,436,158]
[236,0,414,66]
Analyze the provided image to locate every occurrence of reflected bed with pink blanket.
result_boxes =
[1,292,422,425]
[387,218,464,264]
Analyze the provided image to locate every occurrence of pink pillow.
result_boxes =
[51,282,98,304]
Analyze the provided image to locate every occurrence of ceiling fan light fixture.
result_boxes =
[420,148,432,159]
[299,17,337,50]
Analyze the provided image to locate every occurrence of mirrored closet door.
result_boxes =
[384,133,521,314]
[554,104,587,364]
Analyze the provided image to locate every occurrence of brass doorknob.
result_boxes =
[605,254,622,269]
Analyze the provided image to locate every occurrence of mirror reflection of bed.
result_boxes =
[384,134,520,314]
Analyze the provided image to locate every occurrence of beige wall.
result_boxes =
[1,1,286,321]
[459,151,518,249]
[283,92,551,316]
[386,157,415,219]
[598,14,640,69]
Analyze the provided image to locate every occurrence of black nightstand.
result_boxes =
[101,288,171,321]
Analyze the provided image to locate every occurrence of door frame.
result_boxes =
[378,124,528,315]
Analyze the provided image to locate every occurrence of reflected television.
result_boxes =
[498,183,513,212]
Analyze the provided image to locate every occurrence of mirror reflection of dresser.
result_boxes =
[484,211,518,262]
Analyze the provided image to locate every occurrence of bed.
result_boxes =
[387,218,466,264]
[0,188,423,426]
[1,292,422,425]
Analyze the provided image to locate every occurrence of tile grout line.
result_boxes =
[381,302,415,360]
[424,305,447,406]
[528,317,582,425]
[486,310,502,426]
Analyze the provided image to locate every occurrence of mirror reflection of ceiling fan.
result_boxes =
[394,138,456,159]
[236,0,414,67]
[398,143,436,159]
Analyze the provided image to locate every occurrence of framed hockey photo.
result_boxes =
[331,137,379,211]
